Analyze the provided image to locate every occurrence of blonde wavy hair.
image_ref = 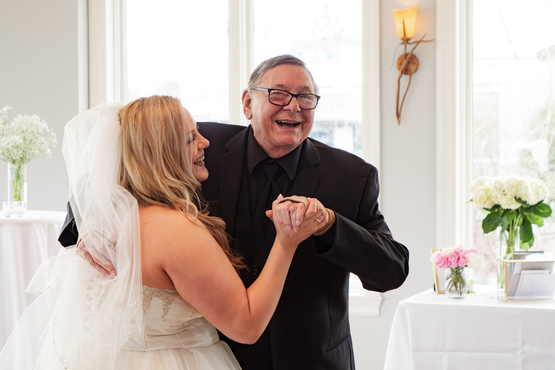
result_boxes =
[118,95,244,271]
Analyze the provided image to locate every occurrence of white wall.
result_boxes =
[0,0,86,212]
[0,0,438,369]
[350,0,437,369]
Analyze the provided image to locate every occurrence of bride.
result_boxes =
[0,96,324,369]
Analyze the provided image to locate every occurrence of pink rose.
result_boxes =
[435,254,448,269]
[458,253,468,267]
[454,246,464,256]
[447,253,458,268]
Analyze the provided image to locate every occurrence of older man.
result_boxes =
[59,54,409,369]
[197,55,409,369]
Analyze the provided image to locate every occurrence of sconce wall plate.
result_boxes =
[397,53,418,75]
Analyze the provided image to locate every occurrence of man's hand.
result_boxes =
[76,237,117,278]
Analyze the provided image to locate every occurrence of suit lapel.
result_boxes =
[289,139,321,198]
[216,129,249,234]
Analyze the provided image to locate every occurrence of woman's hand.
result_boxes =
[270,195,326,248]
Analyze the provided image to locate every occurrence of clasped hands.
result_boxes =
[265,194,335,236]
[77,195,335,277]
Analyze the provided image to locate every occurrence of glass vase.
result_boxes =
[499,226,519,257]
[497,227,519,298]
[445,267,468,299]
[4,163,27,217]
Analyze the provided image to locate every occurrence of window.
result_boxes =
[437,0,555,284]
[125,0,366,156]
[126,0,229,122]
[472,0,555,282]
[90,0,381,316]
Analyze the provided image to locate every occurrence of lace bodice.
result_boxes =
[121,285,220,351]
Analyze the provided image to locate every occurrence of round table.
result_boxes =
[0,210,66,349]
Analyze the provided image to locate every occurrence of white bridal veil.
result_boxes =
[0,103,143,369]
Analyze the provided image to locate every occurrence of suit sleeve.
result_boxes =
[314,167,409,293]
[58,201,79,247]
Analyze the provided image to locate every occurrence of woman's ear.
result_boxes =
[242,89,253,120]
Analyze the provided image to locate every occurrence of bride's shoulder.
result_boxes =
[139,205,207,236]
[139,205,217,265]
[140,204,179,219]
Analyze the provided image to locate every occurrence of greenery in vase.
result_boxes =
[445,267,466,297]
[10,163,25,201]
[471,176,552,252]
[0,106,57,201]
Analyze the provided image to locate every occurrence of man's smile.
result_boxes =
[276,120,300,128]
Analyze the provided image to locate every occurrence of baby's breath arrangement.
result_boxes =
[0,106,57,201]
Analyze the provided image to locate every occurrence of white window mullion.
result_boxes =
[436,0,457,249]
[77,0,89,112]
[350,0,382,317]
[436,0,473,249]
[89,0,127,106]
[228,0,253,125]
[114,0,128,103]
[456,0,474,249]
[362,0,380,172]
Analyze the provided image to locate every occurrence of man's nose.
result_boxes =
[285,96,301,112]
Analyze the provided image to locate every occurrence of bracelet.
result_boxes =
[277,195,310,209]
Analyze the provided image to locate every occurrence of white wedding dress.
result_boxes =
[0,102,241,370]
[0,252,240,370]
[115,285,241,369]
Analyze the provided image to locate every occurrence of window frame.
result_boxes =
[88,0,127,106]
[436,0,474,250]
[88,0,382,317]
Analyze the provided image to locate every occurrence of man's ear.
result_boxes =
[242,89,253,120]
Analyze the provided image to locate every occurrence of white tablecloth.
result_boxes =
[384,286,555,370]
[0,211,66,349]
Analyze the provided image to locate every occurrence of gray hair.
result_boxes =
[248,54,319,93]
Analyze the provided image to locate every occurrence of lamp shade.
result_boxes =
[393,6,419,40]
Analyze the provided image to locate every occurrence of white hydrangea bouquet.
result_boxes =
[471,176,552,253]
[0,106,57,202]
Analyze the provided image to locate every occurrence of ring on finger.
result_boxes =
[316,218,322,223]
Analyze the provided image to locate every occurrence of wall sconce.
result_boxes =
[393,5,433,124]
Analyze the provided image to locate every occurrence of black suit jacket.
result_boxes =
[59,122,409,369]
[199,122,409,369]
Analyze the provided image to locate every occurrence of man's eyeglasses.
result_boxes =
[251,87,321,110]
